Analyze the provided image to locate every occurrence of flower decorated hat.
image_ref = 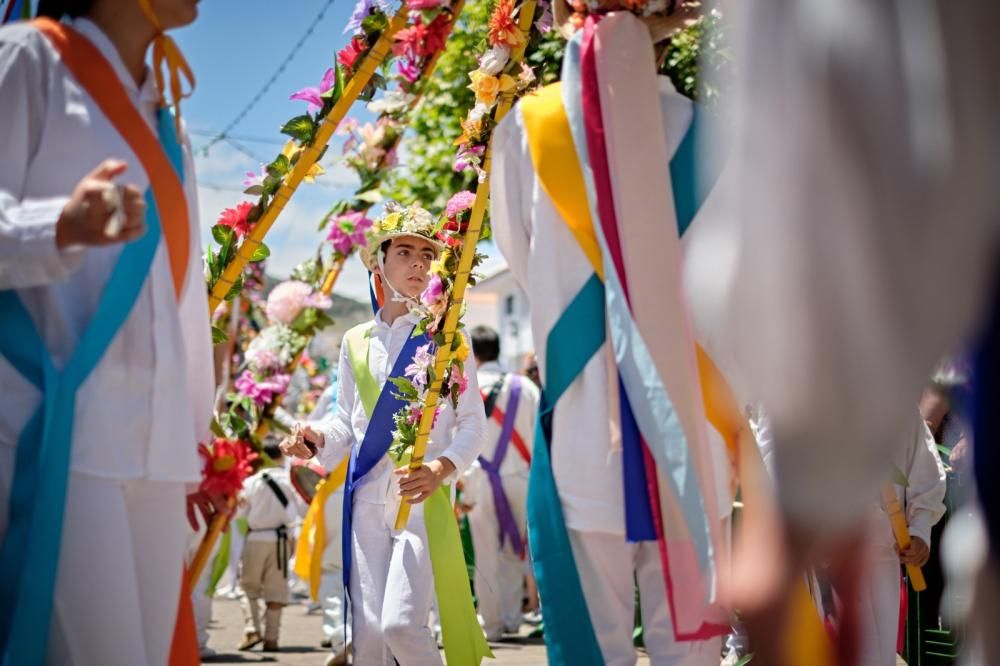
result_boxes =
[361,203,445,272]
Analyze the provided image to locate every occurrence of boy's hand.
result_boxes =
[56,160,147,248]
[394,457,456,504]
[897,536,930,567]
[280,423,323,459]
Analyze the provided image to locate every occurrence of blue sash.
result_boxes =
[341,327,431,595]
[0,108,184,665]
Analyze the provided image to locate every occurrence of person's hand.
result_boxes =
[898,536,931,567]
[185,488,232,531]
[394,457,456,504]
[280,422,323,459]
[55,159,146,249]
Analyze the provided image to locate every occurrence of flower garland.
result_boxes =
[203,0,404,306]
[453,0,550,179]
[386,0,544,467]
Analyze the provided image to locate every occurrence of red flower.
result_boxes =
[393,21,428,61]
[198,438,258,498]
[423,14,452,56]
[338,36,368,73]
[217,201,255,239]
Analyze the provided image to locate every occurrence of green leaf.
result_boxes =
[243,184,264,196]
[224,274,245,301]
[355,189,384,204]
[388,377,420,401]
[262,174,281,197]
[250,242,271,263]
[735,656,754,666]
[361,11,388,36]
[209,418,225,439]
[212,223,235,246]
[892,464,910,489]
[313,310,336,331]
[211,325,229,344]
[936,444,952,459]
[267,154,291,178]
[280,115,316,144]
[289,306,319,334]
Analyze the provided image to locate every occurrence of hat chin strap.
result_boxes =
[376,250,423,311]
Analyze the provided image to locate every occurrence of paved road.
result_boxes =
[201,596,608,665]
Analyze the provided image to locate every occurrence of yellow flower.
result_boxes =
[380,212,403,232]
[281,140,325,183]
[429,249,450,276]
[468,70,502,107]
[454,333,469,363]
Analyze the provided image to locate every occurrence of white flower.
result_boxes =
[368,90,415,115]
[478,45,510,76]
[468,103,490,123]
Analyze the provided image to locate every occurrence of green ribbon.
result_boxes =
[344,325,493,664]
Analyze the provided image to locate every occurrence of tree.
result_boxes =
[386,1,730,208]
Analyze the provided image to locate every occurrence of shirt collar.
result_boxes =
[374,309,421,330]
[70,18,161,107]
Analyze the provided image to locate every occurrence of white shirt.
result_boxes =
[238,466,306,543]
[0,18,213,481]
[475,361,537,478]
[491,78,701,534]
[310,311,486,521]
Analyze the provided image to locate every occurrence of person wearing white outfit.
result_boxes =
[281,212,486,665]
[236,445,307,652]
[859,411,946,666]
[0,1,212,664]
[490,7,730,664]
[464,325,538,641]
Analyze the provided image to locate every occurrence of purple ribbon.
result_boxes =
[478,375,525,556]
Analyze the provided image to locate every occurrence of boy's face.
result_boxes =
[379,236,438,299]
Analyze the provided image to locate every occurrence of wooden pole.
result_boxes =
[395,0,537,530]
[207,8,410,316]
[882,484,927,591]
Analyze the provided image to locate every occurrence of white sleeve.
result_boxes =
[439,338,487,478]
[489,107,533,291]
[903,411,947,547]
[0,33,84,288]
[308,343,355,471]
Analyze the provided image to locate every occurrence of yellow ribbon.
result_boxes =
[137,0,195,132]
[293,457,350,602]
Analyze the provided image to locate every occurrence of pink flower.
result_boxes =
[217,201,256,238]
[453,144,485,172]
[420,274,445,309]
[449,363,468,396]
[290,68,336,115]
[445,191,476,219]
[397,57,422,84]
[243,164,267,188]
[246,347,280,373]
[405,343,435,389]
[407,408,422,425]
[327,211,374,256]
[406,0,445,9]
[235,370,291,407]
[265,280,313,324]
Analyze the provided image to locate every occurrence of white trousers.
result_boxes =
[468,473,527,637]
[320,571,347,643]
[349,499,441,665]
[0,446,187,666]
[568,529,722,666]
[857,557,903,666]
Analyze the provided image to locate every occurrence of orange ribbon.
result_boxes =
[138,0,196,133]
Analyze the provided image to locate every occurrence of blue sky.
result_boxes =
[173,0,505,301]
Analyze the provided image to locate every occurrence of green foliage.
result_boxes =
[389,5,732,203]
[384,0,493,209]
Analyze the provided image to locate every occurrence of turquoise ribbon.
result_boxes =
[0,108,183,665]
[528,274,607,665]
[527,33,723,665]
